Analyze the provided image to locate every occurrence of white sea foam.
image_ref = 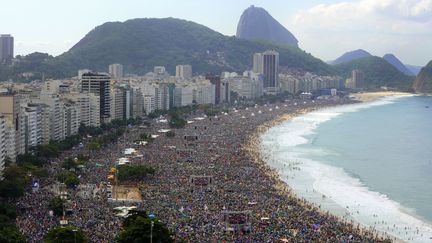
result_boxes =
[261,95,432,242]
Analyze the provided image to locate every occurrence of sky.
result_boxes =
[1,0,431,66]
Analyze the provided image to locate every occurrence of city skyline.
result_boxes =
[0,0,431,66]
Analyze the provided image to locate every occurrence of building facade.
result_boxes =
[0,34,14,63]
[175,65,192,79]
[81,72,111,123]
[109,64,124,79]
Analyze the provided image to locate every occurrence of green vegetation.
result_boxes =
[413,60,432,93]
[139,133,154,142]
[117,165,155,182]
[57,171,80,188]
[44,226,87,243]
[116,211,173,243]
[169,113,187,129]
[48,197,66,216]
[87,128,126,151]
[166,131,175,138]
[0,203,26,242]
[0,165,29,199]
[0,224,26,243]
[1,18,335,81]
[335,56,414,90]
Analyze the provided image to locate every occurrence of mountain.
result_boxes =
[382,54,414,76]
[405,64,422,76]
[330,49,372,65]
[413,61,432,93]
[0,18,334,81]
[335,56,414,90]
[236,5,298,47]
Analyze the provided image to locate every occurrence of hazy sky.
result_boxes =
[1,0,431,66]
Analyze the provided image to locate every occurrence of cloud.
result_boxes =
[287,0,432,65]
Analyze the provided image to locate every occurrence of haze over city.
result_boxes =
[1,0,431,65]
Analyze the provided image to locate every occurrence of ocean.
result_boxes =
[261,95,432,242]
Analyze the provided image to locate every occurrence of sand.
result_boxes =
[350,91,413,102]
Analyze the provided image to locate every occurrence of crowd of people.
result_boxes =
[16,97,395,242]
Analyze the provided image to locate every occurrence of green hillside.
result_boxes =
[335,56,414,90]
[0,18,336,81]
[413,61,432,93]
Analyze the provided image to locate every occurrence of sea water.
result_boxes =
[261,96,432,242]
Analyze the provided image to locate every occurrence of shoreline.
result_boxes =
[246,94,411,242]
[17,96,398,242]
[350,91,414,103]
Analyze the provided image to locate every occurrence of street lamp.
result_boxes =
[72,229,77,243]
[150,221,154,243]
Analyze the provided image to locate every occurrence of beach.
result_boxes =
[16,97,393,242]
[256,93,432,243]
[350,91,413,102]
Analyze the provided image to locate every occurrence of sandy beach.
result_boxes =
[248,96,410,242]
[350,91,413,102]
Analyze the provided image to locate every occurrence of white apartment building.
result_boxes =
[37,94,65,142]
[175,65,192,79]
[64,101,81,137]
[143,95,156,115]
[23,106,39,150]
[173,86,193,107]
[109,64,124,79]
[63,93,100,128]
[192,82,215,105]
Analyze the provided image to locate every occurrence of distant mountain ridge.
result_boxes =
[382,54,414,76]
[413,61,432,93]
[335,56,414,90]
[330,49,371,65]
[405,64,422,76]
[0,17,334,80]
[236,5,298,47]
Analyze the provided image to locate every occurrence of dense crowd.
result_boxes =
[16,98,395,242]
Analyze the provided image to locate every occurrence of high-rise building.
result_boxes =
[109,64,124,79]
[252,53,263,73]
[110,87,125,120]
[253,51,279,94]
[175,65,192,79]
[0,113,6,179]
[81,72,111,123]
[206,75,222,104]
[352,70,364,89]
[63,93,100,128]
[0,34,14,63]
[262,51,279,93]
[23,106,39,151]
[0,92,25,160]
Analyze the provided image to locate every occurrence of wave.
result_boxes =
[261,95,432,242]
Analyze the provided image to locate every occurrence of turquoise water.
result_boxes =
[308,96,432,223]
[261,96,432,242]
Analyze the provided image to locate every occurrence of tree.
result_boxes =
[0,225,26,243]
[57,172,80,188]
[0,202,17,221]
[169,114,187,129]
[62,158,77,170]
[0,165,28,199]
[44,226,87,243]
[166,131,175,138]
[48,197,65,216]
[117,165,155,182]
[116,212,173,243]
